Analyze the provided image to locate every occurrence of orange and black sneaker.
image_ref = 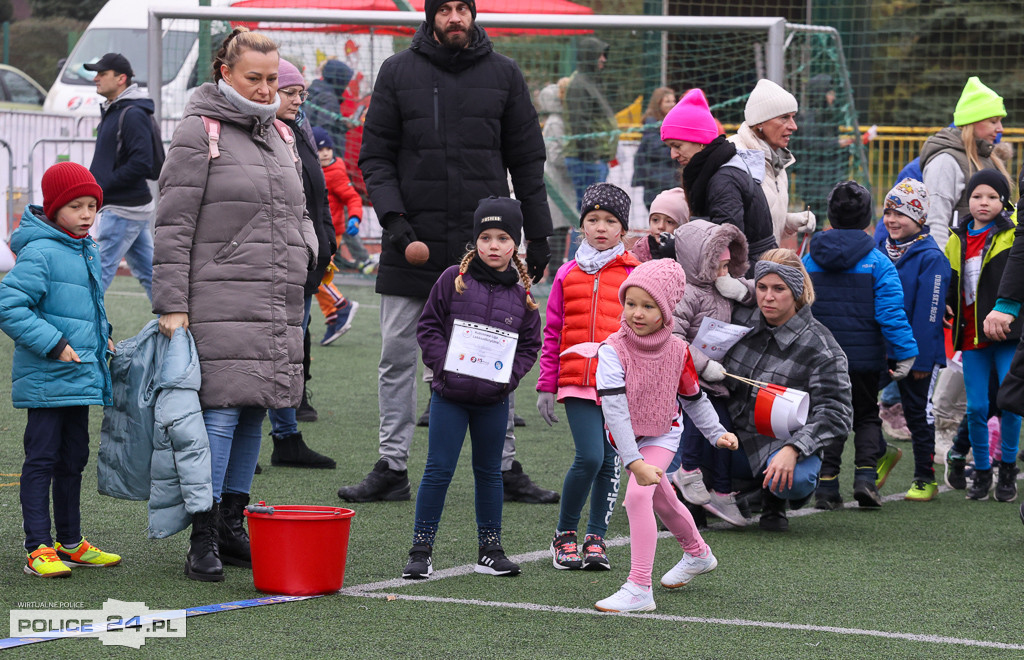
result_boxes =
[55,538,121,568]
[24,545,71,578]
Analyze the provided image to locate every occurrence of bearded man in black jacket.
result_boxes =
[340,0,557,504]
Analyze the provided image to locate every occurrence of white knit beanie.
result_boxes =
[744,79,798,126]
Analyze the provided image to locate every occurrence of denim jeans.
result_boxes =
[565,158,609,211]
[204,407,267,500]
[21,407,90,550]
[97,209,153,301]
[733,448,822,500]
[268,297,313,437]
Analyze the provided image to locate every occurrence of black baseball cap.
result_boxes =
[83,53,134,77]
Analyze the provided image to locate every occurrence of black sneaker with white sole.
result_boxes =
[402,544,433,579]
[474,544,520,577]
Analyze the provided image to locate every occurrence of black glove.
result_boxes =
[648,231,676,260]
[382,213,416,253]
[525,238,551,283]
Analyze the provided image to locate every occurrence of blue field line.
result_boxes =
[0,595,319,650]
[347,590,1024,651]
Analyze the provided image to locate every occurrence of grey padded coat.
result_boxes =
[152,83,317,410]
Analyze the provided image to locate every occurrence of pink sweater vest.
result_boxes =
[605,323,690,437]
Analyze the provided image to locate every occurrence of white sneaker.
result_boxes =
[671,469,710,505]
[703,491,747,527]
[660,550,718,589]
[595,580,655,613]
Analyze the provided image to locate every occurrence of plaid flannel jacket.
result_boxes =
[724,304,853,473]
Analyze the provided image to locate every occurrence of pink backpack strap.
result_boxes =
[200,116,221,159]
[273,119,299,163]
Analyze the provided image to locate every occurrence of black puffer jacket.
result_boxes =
[359,22,552,299]
[286,114,336,296]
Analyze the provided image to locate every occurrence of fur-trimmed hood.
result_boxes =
[673,219,749,286]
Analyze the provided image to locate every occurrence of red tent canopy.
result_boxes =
[231,0,594,36]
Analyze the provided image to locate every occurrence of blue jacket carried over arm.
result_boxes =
[98,320,211,539]
[804,228,918,372]
[875,231,950,372]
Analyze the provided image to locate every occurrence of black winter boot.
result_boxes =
[759,489,788,532]
[217,492,252,568]
[967,467,994,501]
[296,385,318,422]
[186,502,224,582]
[502,461,559,504]
[337,459,411,502]
[271,432,336,469]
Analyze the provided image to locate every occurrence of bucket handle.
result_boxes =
[245,505,343,515]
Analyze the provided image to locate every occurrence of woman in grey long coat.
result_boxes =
[152,28,317,582]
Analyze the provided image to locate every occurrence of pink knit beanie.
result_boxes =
[277,59,306,90]
[660,88,720,145]
[618,258,687,331]
[648,187,689,225]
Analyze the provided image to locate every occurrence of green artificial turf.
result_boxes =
[0,273,1022,658]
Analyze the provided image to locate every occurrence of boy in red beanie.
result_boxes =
[0,161,121,577]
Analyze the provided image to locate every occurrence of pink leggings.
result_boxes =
[624,445,709,587]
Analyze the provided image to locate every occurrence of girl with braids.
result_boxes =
[153,27,317,582]
[404,197,541,579]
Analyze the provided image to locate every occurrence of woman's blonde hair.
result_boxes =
[644,86,676,121]
[453,250,538,311]
[961,124,1011,186]
[757,248,815,309]
[212,27,279,82]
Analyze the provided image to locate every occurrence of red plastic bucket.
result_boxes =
[244,503,355,596]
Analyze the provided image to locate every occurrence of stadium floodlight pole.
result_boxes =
[147,6,786,121]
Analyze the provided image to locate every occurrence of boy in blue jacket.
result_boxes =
[0,162,121,577]
[877,179,951,501]
[804,180,919,509]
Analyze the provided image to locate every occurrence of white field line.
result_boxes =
[341,590,1024,651]
[342,483,1024,650]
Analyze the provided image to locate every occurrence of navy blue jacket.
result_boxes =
[417,265,541,405]
[90,94,156,207]
[804,229,917,372]
[875,231,951,372]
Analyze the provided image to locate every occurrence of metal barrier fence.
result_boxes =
[0,139,12,241]
[863,127,1024,208]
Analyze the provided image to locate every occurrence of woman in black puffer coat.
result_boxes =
[659,88,776,273]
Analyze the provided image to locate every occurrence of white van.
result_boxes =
[44,0,388,119]
[44,0,234,117]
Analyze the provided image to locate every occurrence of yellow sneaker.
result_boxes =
[55,538,121,568]
[905,479,938,502]
[24,545,71,578]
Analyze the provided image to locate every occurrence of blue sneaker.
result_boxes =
[321,301,359,346]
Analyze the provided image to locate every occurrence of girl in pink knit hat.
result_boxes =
[576,258,738,612]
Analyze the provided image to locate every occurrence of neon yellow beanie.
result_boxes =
[953,77,1005,126]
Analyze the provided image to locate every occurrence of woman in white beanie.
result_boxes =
[728,79,815,249]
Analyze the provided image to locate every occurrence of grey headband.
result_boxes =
[754,261,805,299]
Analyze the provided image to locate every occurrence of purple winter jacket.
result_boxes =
[418,265,542,405]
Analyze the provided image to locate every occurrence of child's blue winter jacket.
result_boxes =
[803,228,918,372]
[875,231,951,372]
[0,204,111,408]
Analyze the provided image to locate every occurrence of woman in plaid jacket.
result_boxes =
[723,249,853,532]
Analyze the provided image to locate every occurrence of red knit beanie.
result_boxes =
[618,258,687,331]
[42,162,103,221]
